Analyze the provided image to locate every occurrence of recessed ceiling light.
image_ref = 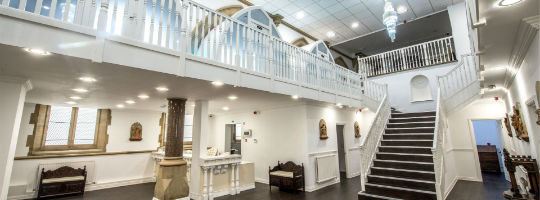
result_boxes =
[211,81,224,86]
[222,106,229,111]
[73,88,88,93]
[79,76,97,82]
[156,87,169,92]
[116,104,125,108]
[192,104,196,107]
[24,48,51,55]
[295,11,305,20]
[228,95,238,100]
[326,31,335,38]
[498,0,522,6]
[125,100,135,104]
[291,95,300,100]
[351,22,359,28]
[65,101,77,105]
[138,94,149,99]
[336,103,343,108]
[70,96,82,100]
[397,6,407,14]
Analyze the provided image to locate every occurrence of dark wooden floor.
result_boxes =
[446,172,510,200]
[43,172,509,200]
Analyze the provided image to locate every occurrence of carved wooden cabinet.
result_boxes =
[477,145,501,172]
[38,166,87,199]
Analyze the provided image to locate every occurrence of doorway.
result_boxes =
[472,120,507,181]
[225,124,242,155]
[336,124,346,178]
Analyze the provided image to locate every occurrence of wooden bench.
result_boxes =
[38,166,87,199]
[269,161,305,192]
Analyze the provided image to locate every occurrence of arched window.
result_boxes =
[410,75,433,102]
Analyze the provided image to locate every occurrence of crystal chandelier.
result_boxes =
[383,0,398,42]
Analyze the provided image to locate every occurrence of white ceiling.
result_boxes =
[0,44,339,116]
[478,0,539,88]
[243,0,463,44]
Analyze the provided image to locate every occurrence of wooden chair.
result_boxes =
[269,161,305,192]
[38,166,87,199]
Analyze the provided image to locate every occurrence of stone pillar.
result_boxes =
[190,100,209,199]
[0,77,32,199]
[154,98,189,200]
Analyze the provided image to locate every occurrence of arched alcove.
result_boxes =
[410,75,433,102]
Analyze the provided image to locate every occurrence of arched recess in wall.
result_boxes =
[194,6,282,55]
[410,75,433,102]
[334,57,349,69]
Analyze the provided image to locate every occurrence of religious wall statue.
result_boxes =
[354,121,361,138]
[536,81,540,125]
[511,103,529,142]
[319,119,328,140]
[504,114,513,137]
[130,122,143,141]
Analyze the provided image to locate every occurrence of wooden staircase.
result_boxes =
[358,111,437,200]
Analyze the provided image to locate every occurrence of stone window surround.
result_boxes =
[26,104,111,156]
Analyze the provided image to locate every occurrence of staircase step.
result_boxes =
[389,116,435,123]
[376,152,433,162]
[385,127,434,133]
[358,191,404,200]
[370,167,435,181]
[367,175,436,192]
[379,146,432,154]
[373,160,434,171]
[365,183,436,200]
[391,111,436,118]
[386,122,435,128]
[383,133,434,140]
[381,140,433,147]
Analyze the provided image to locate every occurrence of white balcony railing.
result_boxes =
[358,36,457,77]
[0,0,380,100]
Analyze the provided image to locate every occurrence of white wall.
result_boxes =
[369,63,456,113]
[208,105,308,185]
[208,103,375,191]
[503,34,540,162]
[9,103,162,199]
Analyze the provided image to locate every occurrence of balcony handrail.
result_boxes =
[358,36,457,77]
[0,0,389,102]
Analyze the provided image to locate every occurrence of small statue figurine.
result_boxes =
[130,122,143,141]
[511,104,529,142]
[354,121,361,138]
[319,119,328,140]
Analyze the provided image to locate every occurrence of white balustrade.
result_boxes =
[0,0,390,102]
[432,89,447,200]
[359,36,457,77]
[437,54,480,112]
[358,94,390,191]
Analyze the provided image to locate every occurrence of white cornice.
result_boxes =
[505,15,540,88]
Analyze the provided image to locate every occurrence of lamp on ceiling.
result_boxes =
[382,0,398,42]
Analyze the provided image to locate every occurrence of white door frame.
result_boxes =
[467,118,507,182]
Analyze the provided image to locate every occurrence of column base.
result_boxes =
[154,157,189,200]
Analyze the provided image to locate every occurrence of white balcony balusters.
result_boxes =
[359,36,457,77]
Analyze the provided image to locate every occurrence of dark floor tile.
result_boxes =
[446,172,510,200]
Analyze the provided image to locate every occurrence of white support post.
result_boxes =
[208,166,214,200]
[0,77,32,199]
[202,166,208,200]
[190,100,209,199]
[229,164,236,195]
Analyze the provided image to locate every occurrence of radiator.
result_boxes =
[315,154,337,183]
[30,161,96,192]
